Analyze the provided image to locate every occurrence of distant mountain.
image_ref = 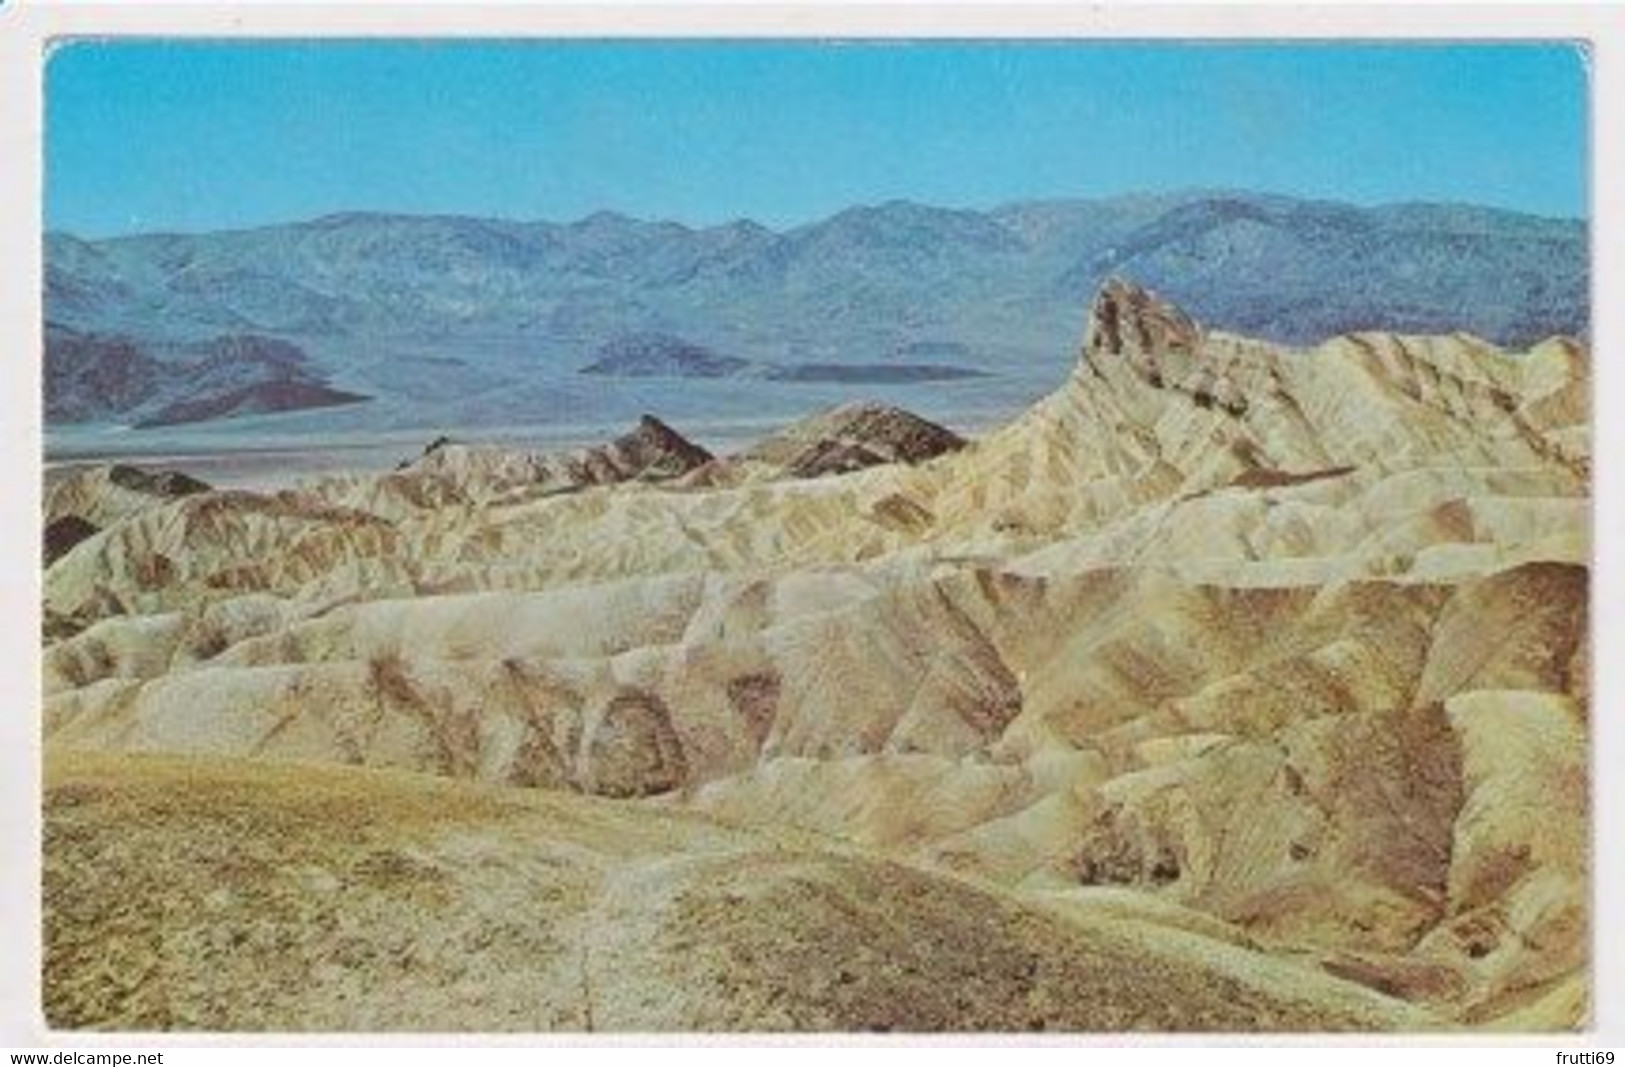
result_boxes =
[44,328,166,422]
[761,363,988,384]
[581,332,750,378]
[133,380,369,429]
[44,191,1587,433]
[580,331,986,386]
[45,325,370,427]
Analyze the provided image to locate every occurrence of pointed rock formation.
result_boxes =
[740,401,967,479]
[1085,276,1203,365]
[609,414,717,478]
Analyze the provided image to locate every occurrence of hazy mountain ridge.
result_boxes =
[45,325,371,426]
[44,191,1587,435]
[579,330,987,384]
[580,332,751,378]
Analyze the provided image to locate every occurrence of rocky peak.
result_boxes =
[105,464,212,499]
[739,401,967,480]
[611,415,715,477]
[1077,279,1259,416]
[818,402,968,466]
[1084,277,1203,369]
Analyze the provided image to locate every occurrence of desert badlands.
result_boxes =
[40,280,1589,1031]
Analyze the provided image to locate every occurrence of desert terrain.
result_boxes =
[41,279,1590,1031]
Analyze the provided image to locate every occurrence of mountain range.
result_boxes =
[45,190,1587,435]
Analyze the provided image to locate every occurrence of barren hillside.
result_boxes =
[42,279,1589,1031]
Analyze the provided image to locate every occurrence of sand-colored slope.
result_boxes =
[43,562,1583,791]
[44,751,1436,1032]
[41,560,1588,1026]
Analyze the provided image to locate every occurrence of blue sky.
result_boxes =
[45,40,1589,236]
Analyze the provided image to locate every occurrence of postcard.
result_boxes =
[10,11,1608,1041]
